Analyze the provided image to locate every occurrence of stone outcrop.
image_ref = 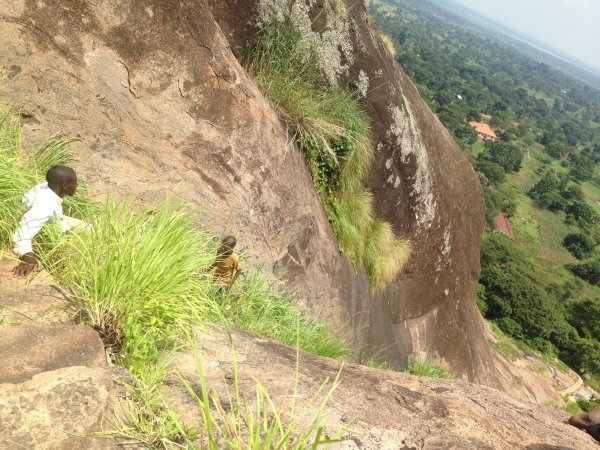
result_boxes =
[0,366,116,449]
[166,325,600,450]
[0,259,119,449]
[0,0,564,403]
[0,322,117,448]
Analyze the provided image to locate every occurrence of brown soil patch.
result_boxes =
[588,196,600,208]
[495,213,515,238]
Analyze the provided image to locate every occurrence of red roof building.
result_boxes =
[469,121,498,142]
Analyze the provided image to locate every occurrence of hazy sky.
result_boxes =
[449,0,600,73]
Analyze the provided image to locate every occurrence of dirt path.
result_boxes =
[495,213,515,238]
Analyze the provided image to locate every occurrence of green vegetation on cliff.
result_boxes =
[245,14,410,290]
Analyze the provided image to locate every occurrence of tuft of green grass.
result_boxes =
[107,358,195,447]
[164,338,346,449]
[585,377,600,393]
[26,134,76,177]
[525,363,547,375]
[376,31,396,58]
[488,322,524,361]
[38,199,217,370]
[543,400,560,409]
[209,271,349,360]
[563,396,583,415]
[245,23,410,290]
[359,345,395,370]
[0,110,42,245]
[405,359,458,380]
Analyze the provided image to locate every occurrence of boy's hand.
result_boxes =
[12,253,38,279]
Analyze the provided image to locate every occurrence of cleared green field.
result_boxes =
[580,181,600,214]
[505,148,544,192]
[503,146,579,265]
[501,146,544,247]
[536,208,579,265]
[509,195,539,247]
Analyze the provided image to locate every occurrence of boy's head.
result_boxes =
[47,165,78,197]
[218,235,236,257]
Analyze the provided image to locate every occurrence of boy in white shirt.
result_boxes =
[12,165,79,278]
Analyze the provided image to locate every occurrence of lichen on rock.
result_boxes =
[357,69,369,97]
[387,97,437,230]
[256,0,354,84]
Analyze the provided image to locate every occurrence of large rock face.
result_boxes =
[0,0,550,402]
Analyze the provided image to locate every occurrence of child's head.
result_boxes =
[218,235,236,258]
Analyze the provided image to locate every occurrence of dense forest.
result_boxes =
[368,0,600,381]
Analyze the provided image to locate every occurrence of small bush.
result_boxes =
[476,283,488,315]
[577,399,600,413]
[359,346,395,370]
[494,317,525,340]
[376,31,396,58]
[477,160,506,185]
[563,232,595,259]
[361,356,394,371]
[478,140,524,174]
[405,359,457,380]
[567,259,600,285]
[568,297,600,341]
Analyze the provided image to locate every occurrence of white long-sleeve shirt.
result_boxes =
[12,182,64,256]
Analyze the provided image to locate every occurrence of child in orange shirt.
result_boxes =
[211,235,242,291]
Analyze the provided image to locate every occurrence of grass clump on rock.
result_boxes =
[405,359,458,380]
[245,23,410,290]
[210,272,348,359]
